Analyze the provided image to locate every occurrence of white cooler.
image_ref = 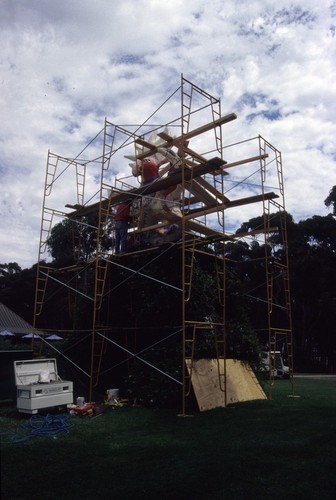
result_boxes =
[14,358,73,414]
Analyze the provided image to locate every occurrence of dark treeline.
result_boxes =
[1,186,336,375]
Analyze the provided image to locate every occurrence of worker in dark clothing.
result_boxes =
[114,201,131,254]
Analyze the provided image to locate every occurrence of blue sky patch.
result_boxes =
[247,109,281,122]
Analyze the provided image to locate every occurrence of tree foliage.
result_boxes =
[46,215,112,267]
[0,262,36,324]
[1,186,336,403]
[324,185,336,215]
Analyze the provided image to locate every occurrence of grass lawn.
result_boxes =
[1,377,336,500]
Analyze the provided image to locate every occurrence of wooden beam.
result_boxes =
[179,113,237,141]
[155,132,230,177]
[157,131,174,142]
[193,176,229,202]
[184,219,225,237]
[231,227,279,239]
[185,180,217,206]
[136,113,237,160]
[66,157,226,217]
[134,217,226,239]
[216,153,269,171]
[135,137,159,150]
[134,194,279,238]
[184,192,279,220]
[225,192,278,209]
[120,157,225,198]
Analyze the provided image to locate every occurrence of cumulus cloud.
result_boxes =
[0,0,335,267]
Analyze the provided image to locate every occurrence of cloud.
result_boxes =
[0,0,335,268]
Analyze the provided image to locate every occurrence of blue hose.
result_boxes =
[1,413,74,444]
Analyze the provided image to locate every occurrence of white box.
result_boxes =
[14,358,73,414]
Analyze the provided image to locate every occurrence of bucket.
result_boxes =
[76,396,85,407]
[105,389,119,405]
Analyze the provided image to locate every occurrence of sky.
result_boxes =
[1,0,335,269]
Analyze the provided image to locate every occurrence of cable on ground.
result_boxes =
[0,413,74,444]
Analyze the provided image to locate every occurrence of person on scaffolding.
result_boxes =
[114,200,132,254]
[139,157,159,185]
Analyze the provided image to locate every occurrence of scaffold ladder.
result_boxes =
[45,152,59,196]
[76,162,86,205]
[210,96,222,155]
[215,253,226,306]
[213,324,226,397]
[40,208,56,255]
[184,238,197,302]
[34,267,50,317]
[181,79,193,134]
[103,120,117,170]
[184,324,197,397]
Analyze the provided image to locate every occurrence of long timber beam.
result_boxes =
[132,192,278,239]
[66,157,226,217]
[184,191,279,220]
[135,113,237,160]
[220,153,268,170]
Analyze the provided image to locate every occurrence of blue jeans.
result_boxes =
[115,221,128,254]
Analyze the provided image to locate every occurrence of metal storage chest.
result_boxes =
[14,358,73,414]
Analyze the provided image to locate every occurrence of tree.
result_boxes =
[46,219,77,266]
[290,213,336,371]
[232,207,336,372]
[0,262,22,277]
[0,262,36,324]
[324,185,336,215]
[46,215,104,266]
[297,214,336,252]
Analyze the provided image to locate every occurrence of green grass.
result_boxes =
[1,378,336,499]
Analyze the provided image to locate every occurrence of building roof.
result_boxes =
[0,302,36,335]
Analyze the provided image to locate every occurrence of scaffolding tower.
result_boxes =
[33,76,294,412]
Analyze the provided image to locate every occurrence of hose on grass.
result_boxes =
[0,413,74,444]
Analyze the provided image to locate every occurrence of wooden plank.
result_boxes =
[185,181,217,206]
[112,157,225,199]
[132,213,224,239]
[215,153,269,171]
[184,220,224,237]
[66,157,226,217]
[133,222,174,234]
[194,176,229,202]
[185,359,266,411]
[209,153,268,176]
[157,131,174,142]
[136,113,237,160]
[184,191,279,220]
[156,135,229,176]
[177,113,237,141]
[134,138,158,150]
[231,227,279,239]
[225,192,278,209]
